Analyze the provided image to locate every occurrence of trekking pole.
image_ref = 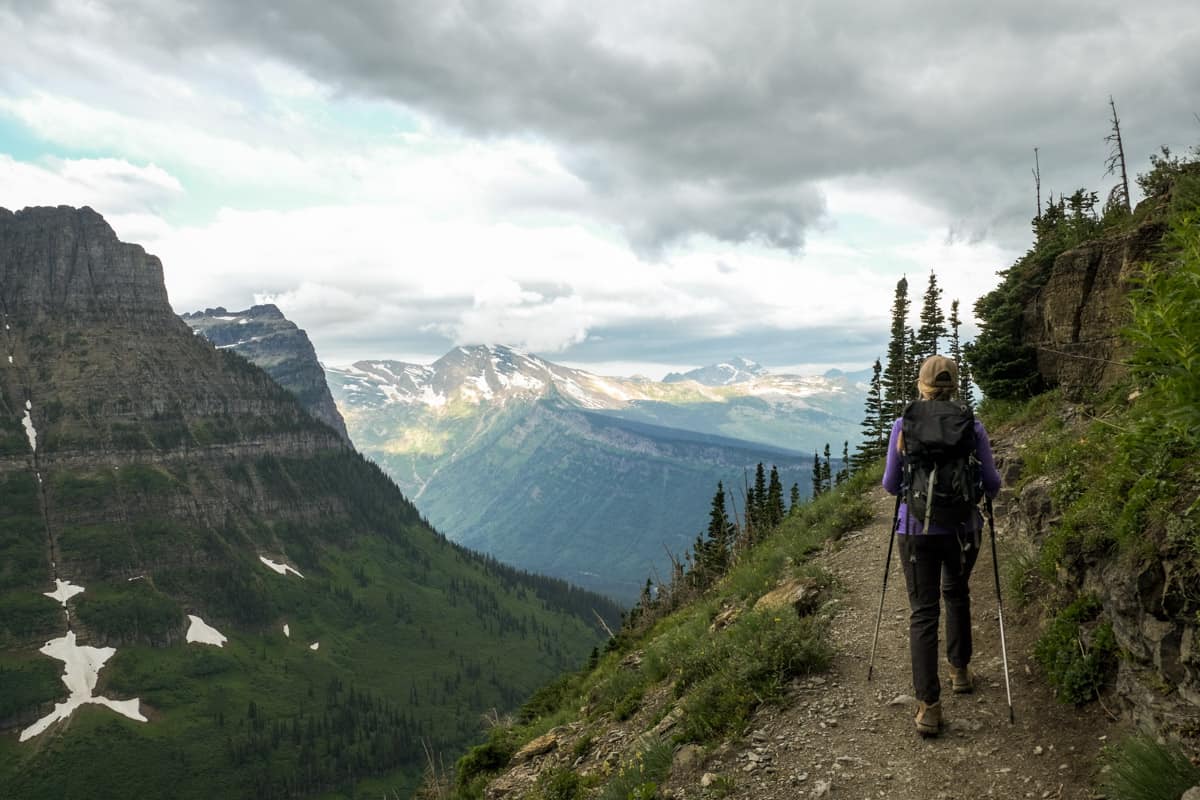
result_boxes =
[867,493,902,681]
[986,496,1015,723]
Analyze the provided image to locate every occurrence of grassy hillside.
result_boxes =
[434,465,878,800]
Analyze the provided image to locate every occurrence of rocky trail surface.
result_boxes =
[676,487,1120,800]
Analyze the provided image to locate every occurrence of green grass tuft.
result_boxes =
[1103,734,1200,800]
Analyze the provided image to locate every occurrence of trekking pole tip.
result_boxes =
[1008,707,1015,725]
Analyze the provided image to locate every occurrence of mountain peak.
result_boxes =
[1,205,171,322]
[663,357,768,386]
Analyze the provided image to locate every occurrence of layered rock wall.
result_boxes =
[1026,214,1168,399]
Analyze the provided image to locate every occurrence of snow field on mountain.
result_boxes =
[259,556,305,577]
[186,615,228,647]
[19,632,147,741]
[22,399,36,451]
[45,578,84,606]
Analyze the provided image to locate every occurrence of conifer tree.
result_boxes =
[852,358,887,471]
[811,453,823,498]
[948,299,975,407]
[744,483,758,534]
[821,443,833,493]
[767,466,785,526]
[916,271,948,361]
[835,441,849,486]
[789,482,801,514]
[882,276,913,418]
[906,329,921,402]
[703,482,732,575]
[753,463,768,526]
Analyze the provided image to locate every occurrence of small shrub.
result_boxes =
[571,733,594,761]
[535,767,583,800]
[702,774,736,798]
[1002,537,1040,610]
[597,742,674,800]
[1033,595,1117,704]
[453,726,519,799]
[1103,734,1200,800]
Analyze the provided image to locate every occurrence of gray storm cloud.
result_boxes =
[14,0,1198,252]
[214,3,1200,243]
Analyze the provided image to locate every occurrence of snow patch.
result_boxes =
[186,615,227,647]
[19,631,146,742]
[44,579,84,606]
[259,556,304,578]
[22,403,36,452]
[419,386,447,408]
[309,642,319,651]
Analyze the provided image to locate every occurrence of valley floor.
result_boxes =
[671,487,1120,800]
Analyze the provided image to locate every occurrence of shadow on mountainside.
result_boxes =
[672,486,1119,800]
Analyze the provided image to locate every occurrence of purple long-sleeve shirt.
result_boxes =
[882,416,1001,535]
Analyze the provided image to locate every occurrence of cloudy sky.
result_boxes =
[2,1,1197,376]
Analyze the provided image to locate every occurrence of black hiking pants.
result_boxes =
[899,532,979,704]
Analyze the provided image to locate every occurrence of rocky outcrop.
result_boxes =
[183,304,351,443]
[994,436,1200,751]
[1027,214,1168,399]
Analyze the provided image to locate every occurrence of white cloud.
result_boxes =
[0,155,182,216]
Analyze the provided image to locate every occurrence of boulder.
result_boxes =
[754,577,823,618]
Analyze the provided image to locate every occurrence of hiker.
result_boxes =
[882,355,1001,736]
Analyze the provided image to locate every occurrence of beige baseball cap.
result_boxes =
[918,354,958,388]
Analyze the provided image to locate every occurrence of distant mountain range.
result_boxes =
[325,346,864,599]
[663,355,768,385]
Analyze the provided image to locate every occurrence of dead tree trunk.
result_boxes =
[1105,96,1132,214]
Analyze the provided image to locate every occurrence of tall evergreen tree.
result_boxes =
[907,329,921,402]
[744,483,758,534]
[789,482,801,514]
[753,463,768,527]
[811,453,823,498]
[702,482,732,576]
[852,358,887,471]
[916,271,948,361]
[882,276,913,418]
[835,441,849,486]
[767,466,785,526]
[821,443,833,494]
[948,299,975,408]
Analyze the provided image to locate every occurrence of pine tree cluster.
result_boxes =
[850,270,974,473]
[619,461,803,638]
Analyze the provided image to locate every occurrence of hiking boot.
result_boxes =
[915,701,942,736]
[950,664,974,694]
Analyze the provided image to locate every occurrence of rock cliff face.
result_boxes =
[0,205,173,322]
[1027,214,1168,399]
[182,304,350,442]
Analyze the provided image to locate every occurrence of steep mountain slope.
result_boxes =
[0,206,616,799]
[328,348,829,600]
[183,304,350,442]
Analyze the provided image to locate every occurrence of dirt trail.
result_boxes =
[712,487,1120,800]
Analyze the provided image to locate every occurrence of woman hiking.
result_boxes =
[882,354,1002,736]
